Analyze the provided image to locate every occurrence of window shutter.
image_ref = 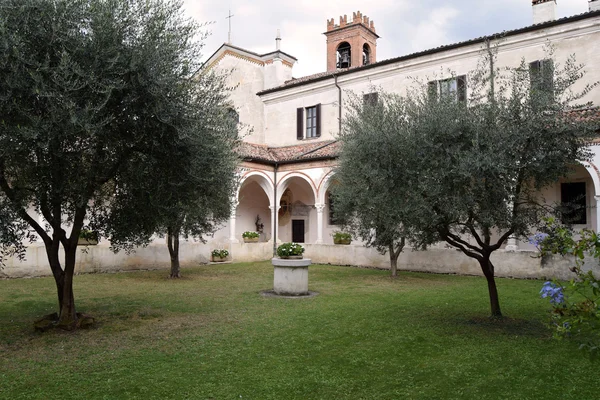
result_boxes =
[363,93,378,106]
[457,75,467,102]
[542,59,554,93]
[297,107,304,140]
[427,81,437,100]
[316,103,321,138]
[529,60,541,81]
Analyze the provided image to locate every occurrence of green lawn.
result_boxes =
[0,262,597,400]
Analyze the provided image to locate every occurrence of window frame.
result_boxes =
[296,104,321,140]
[427,75,467,102]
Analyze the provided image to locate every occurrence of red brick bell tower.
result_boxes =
[324,11,379,72]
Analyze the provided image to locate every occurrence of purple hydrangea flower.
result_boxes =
[540,281,565,305]
[528,232,549,247]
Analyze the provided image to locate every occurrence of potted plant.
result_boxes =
[211,249,229,262]
[242,231,260,243]
[332,231,352,245]
[78,228,99,246]
[276,242,305,259]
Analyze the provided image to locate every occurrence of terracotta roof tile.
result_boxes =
[237,140,340,164]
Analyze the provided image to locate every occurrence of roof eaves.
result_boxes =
[258,10,600,96]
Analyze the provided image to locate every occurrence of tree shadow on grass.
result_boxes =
[454,316,551,339]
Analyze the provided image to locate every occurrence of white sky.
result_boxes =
[183,0,590,78]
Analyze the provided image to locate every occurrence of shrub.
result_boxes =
[276,242,305,258]
[536,218,600,360]
[242,231,259,239]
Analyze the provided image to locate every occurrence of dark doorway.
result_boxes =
[292,220,305,243]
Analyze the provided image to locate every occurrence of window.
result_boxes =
[306,106,317,138]
[428,75,467,102]
[529,59,554,101]
[561,182,587,225]
[336,42,351,69]
[362,44,371,66]
[296,104,321,140]
[363,92,378,106]
[227,107,239,124]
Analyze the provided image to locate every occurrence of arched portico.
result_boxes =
[231,171,274,243]
[276,172,318,244]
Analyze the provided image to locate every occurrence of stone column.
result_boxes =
[315,203,325,244]
[505,236,519,251]
[269,205,281,244]
[229,202,239,243]
[595,195,600,232]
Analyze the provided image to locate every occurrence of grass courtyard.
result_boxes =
[0,261,598,400]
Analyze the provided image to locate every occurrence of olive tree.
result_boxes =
[334,45,598,316]
[334,92,425,277]
[0,0,239,328]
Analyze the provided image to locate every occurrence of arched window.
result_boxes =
[362,43,371,66]
[336,42,351,69]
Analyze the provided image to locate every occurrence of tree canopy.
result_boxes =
[0,0,239,328]
[334,45,598,316]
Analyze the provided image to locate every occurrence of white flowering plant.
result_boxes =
[276,242,305,258]
[211,249,229,258]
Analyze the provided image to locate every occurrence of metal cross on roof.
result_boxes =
[226,9,234,44]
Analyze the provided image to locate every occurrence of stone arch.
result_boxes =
[317,169,337,205]
[582,161,600,197]
[238,170,274,206]
[277,172,318,206]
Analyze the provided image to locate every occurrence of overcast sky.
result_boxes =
[183,0,590,78]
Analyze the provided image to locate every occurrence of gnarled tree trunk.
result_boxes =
[167,227,181,278]
[479,257,502,318]
[388,237,406,278]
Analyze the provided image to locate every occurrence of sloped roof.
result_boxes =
[237,140,340,164]
[258,10,600,96]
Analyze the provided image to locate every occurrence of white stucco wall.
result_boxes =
[216,56,266,144]
[261,14,600,147]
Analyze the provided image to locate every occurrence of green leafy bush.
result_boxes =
[242,231,259,239]
[536,218,600,360]
[276,242,305,258]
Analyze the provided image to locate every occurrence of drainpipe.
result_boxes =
[334,74,342,135]
[273,162,278,257]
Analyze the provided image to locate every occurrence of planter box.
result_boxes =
[333,238,351,245]
[272,257,312,295]
[243,237,259,243]
[279,255,303,260]
[77,238,98,246]
[212,256,227,262]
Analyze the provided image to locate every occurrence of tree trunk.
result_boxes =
[57,242,78,329]
[388,244,399,278]
[167,227,181,278]
[478,257,502,318]
[44,239,78,330]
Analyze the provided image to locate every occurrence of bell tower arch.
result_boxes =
[325,11,379,72]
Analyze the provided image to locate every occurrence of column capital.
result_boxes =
[594,195,600,203]
[269,205,281,212]
[315,203,326,213]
